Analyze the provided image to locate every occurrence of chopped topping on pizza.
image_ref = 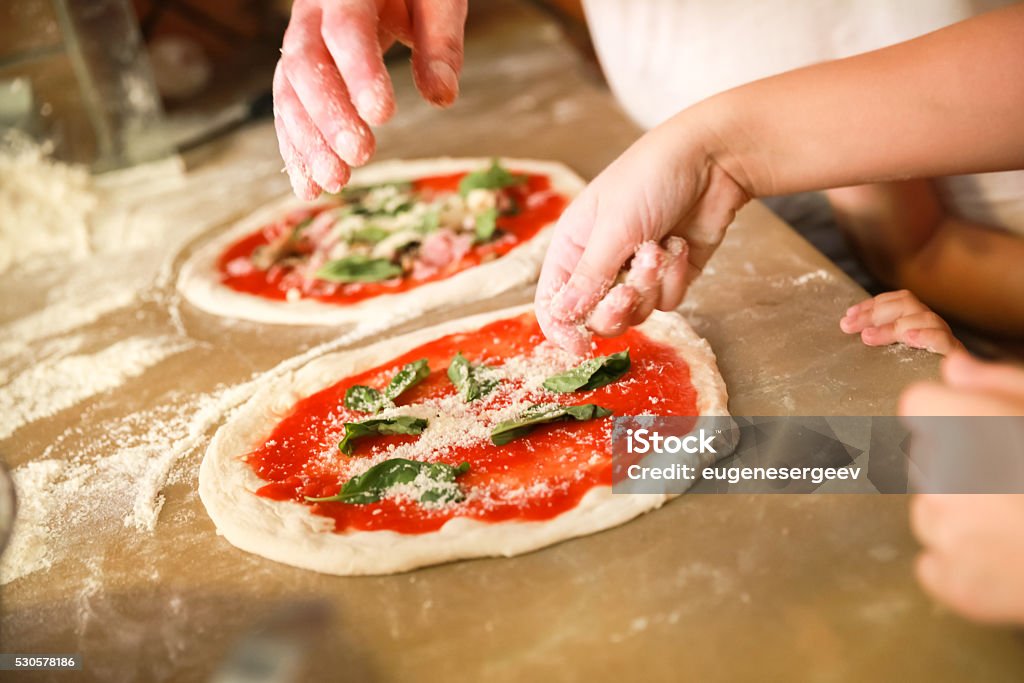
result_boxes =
[218,160,568,305]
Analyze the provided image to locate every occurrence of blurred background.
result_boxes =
[0,0,590,171]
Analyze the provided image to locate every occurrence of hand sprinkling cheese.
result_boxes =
[538,239,680,356]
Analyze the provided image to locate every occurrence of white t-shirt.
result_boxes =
[582,0,1024,235]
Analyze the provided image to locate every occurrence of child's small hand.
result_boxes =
[840,289,962,355]
[902,353,1024,624]
[910,494,1024,624]
[535,127,749,355]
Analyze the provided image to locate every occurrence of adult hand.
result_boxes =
[274,0,468,199]
[534,124,750,355]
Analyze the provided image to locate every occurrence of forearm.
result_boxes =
[897,217,1024,337]
[827,180,1024,336]
[682,3,1024,197]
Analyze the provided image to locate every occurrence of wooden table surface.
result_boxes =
[3,1,1023,681]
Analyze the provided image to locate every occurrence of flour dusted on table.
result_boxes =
[0,133,95,274]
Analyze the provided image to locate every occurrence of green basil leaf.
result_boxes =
[458,159,527,197]
[490,403,613,446]
[384,359,430,401]
[447,352,498,402]
[306,458,470,504]
[343,360,429,415]
[348,225,390,244]
[338,416,428,455]
[418,461,472,504]
[344,385,388,413]
[315,255,403,283]
[542,350,631,393]
[474,207,499,242]
[416,210,441,234]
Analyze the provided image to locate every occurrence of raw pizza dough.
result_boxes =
[199,304,730,575]
[177,158,585,326]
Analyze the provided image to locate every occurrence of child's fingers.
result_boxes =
[942,352,1024,399]
[859,323,900,347]
[861,311,955,352]
[588,284,639,337]
[903,328,960,355]
[657,237,689,311]
[899,381,1023,417]
[842,289,927,333]
[840,301,873,333]
[624,241,664,325]
[893,310,957,354]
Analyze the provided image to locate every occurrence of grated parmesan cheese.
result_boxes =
[292,340,630,508]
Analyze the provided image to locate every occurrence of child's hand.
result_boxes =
[840,289,963,355]
[274,0,467,198]
[910,494,1024,624]
[535,127,749,355]
[902,353,1024,624]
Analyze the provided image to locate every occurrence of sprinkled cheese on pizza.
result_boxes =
[245,312,700,534]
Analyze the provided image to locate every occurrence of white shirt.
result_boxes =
[583,0,1024,235]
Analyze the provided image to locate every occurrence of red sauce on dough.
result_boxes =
[245,313,700,534]
[216,172,566,304]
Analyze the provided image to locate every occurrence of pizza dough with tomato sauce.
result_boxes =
[199,304,729,575]
[177,158,584,326]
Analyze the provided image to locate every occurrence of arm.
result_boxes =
[536,3,1024,351]
[829,180,1024,337]
[706,3,1024,196]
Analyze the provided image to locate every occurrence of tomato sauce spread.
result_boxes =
[245,312,699,534]
[217,172,566,304]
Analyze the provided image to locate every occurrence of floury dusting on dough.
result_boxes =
[0,131,403,585]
